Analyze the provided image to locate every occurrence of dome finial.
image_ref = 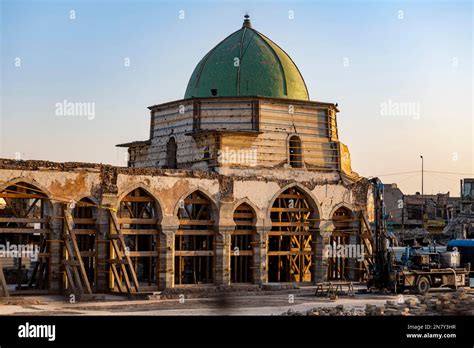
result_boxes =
[242,13,252,28]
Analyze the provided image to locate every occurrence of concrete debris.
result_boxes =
[281,289,474,316]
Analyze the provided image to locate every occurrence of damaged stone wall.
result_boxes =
[0,159,373,294]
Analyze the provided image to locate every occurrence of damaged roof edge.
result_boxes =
[147,96,340,112]
[116,140,151,148]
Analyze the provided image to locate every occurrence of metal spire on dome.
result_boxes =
[242,14,252,28]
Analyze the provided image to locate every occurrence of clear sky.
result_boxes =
[1,0,472,195]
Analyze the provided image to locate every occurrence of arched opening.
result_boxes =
[231,203,256,283]
[289,136,303,168]
[0,182,52,293]
[166,137,177,169]
[175,191,215,285]
[328,206,360,280]
[269,187,318,282]
[70,198,98,288]
[114,188,160,291]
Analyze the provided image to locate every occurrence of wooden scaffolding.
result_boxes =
[0,182,51,294]
[109,188,159,294]
[175,191,215,285]
[231,203,255,283]
[268,187,316,282]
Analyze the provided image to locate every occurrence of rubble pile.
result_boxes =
[281,305,365,316]
[281,289,474,316]
[418,289,474,315]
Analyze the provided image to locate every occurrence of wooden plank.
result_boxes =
[233,213,254,218]
[271,222,310,227]
[109,264,126,293]
[110,238,133,293]
[232,229,255,235]
[175,250,214,257]
[0,228,50,234]
[64,210,92,294]
[117,218,158,225]
[234,221,255,226]
[120,229,160,235]
[110,212,140,293]
[63,265,77,293]
[71,229,97,235]
[0,218,48,223]
[73,218,96,224]
[232,250,253,256]
[268,251,314,256]
[176,229,215,236]
[268,231,313,236]
[178,219,214,226]
[127,251,159,257]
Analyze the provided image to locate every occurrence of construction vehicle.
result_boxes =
[389,246,470,294]
[367,178,470,294]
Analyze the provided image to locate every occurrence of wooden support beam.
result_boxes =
[0,218,48,223]
[0,228,50,234]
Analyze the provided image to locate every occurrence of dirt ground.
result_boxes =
[0,286,419,316]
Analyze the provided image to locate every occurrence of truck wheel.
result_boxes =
[416,277,430,294]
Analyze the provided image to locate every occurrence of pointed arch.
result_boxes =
[268,184,320,283]
[175,190,217,285]
[267,182,321,223]
[112,186,162,290]
[231,202,256,283]
[117,183,163,221]
[0,180,52,292]
[173,187,218,219]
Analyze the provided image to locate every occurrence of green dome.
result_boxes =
[184,16,309,101]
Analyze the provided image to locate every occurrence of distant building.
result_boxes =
[383,183,463,244]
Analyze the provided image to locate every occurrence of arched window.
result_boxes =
[289,136,303,168]
[0,182,51,292]
[231,203,256,283]
[269,187,318,282]
[114,188,160,290]
[176,191,216,285]
[71,197,98,288]
[166,137,177,169]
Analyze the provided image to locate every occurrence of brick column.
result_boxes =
[49,202,64,294]
[95,205,110,293]
[254,226,271,285]
[158,226,177,290]
[98,193,118,293]
[314,220,334,283]
[215,226,233,286]
[348,223,358,280]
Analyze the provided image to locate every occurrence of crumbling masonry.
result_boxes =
[0,16,375,297]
